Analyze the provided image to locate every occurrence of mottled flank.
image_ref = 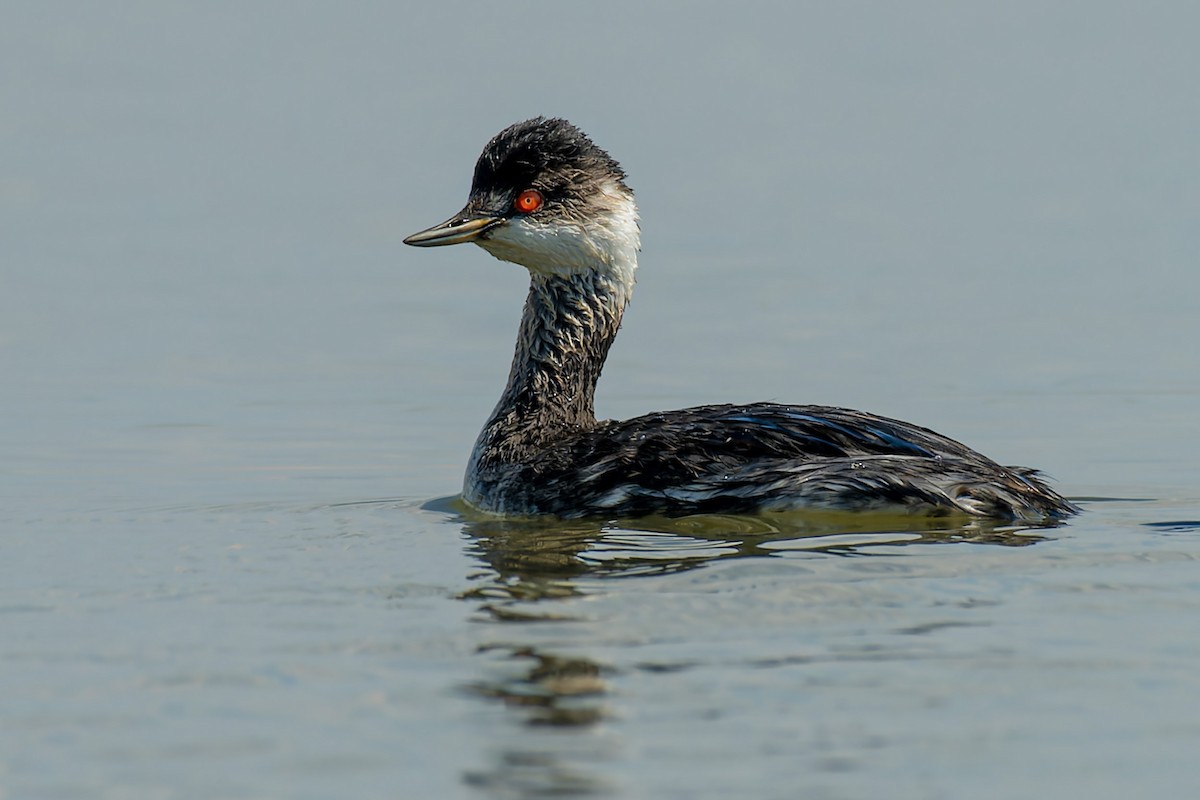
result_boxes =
[407,117,1077,522]
[470,402,1075,520]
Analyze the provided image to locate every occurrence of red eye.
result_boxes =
[513,189,544,214]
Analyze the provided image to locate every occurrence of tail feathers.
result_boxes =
[754,457,1077,522]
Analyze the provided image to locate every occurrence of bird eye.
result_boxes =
[513,189,544,214]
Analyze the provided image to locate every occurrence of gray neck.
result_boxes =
[473,270,627,466]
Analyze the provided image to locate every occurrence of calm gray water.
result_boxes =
[4,3,1199,798]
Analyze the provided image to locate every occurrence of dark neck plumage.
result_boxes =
[475,270,627,463]
[506,270,626,427]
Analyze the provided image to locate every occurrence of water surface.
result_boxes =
[3,4,1199,798]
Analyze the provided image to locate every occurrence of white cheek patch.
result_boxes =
[595,182,641,290]
[479,218,595,273]
[475,180,640,299]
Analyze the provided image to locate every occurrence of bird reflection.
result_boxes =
[467,645,609,727]
[461,643,616,796]
[443,498,1058,608]
[433,498,1065,796]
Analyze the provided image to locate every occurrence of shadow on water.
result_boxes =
[419,496,1067,797]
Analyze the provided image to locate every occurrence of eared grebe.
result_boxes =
[404,117,1076,521]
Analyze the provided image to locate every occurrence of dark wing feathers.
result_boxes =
[593,403,983,470]
[515,403,1074,520]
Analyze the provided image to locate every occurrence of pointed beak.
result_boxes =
[403,209,505,247]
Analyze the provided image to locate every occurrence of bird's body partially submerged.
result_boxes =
[405,117,1076,522]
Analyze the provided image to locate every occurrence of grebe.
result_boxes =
[404,117,1076,521]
